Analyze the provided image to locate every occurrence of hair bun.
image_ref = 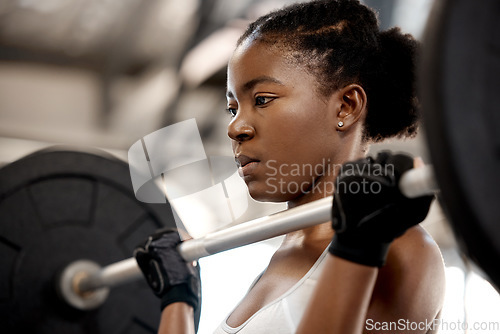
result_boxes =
[363,27,420,142]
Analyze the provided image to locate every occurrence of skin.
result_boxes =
[226,38,367,207]
[157,37,446,333]
[158,302,195,333]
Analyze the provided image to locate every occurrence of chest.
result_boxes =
[225,247,325,328]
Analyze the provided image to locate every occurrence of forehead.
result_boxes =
[226,40,315,97]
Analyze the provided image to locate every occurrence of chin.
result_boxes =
[246,181,298,203]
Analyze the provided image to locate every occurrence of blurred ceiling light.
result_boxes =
[179,21,247,88]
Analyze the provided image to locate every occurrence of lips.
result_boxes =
[235,155,260,177]
[236,155,259,167]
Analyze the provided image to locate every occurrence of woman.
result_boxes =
[134,1,446,333]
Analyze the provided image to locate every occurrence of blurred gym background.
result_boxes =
[0,0,498,333]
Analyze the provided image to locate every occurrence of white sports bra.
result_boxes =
[213,247,330,334]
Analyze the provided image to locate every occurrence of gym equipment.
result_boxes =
[420,0,500,288]
[0,148,437,320]
[0,148,176,333]
[71,165,436,297]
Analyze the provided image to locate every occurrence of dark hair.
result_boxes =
[237,0,419,142]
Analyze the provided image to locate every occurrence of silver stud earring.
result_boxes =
[338,121,344,128]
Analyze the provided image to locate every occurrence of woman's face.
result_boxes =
[226,39,343,204]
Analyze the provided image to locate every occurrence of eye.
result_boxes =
[226,107,237,117]
[255,96,275,106]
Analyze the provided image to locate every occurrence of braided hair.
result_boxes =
[238,0,419,142]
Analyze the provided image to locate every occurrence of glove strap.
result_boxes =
[328,234,391,267]
[160,283,199,311]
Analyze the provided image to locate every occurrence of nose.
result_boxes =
[227,114,255,142]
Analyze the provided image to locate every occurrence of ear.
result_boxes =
[334,84,367,131]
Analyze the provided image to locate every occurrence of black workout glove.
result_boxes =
[134,228,201,327]
[328,151,434,267]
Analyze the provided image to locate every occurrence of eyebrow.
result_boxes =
[226,76,284,98]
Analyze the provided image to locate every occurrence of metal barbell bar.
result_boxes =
[58,165,438,310]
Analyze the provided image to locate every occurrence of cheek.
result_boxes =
[246,98,338,201]
[272,107,337,161]
[264,115,338,193]
[282,97,332,132]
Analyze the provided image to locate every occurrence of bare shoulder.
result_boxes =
[366,225,446,333]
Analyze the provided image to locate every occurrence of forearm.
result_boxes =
[296,255,377,334]
[158,302,196,334]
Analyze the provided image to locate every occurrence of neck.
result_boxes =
[284,139,366,246]
[282,221,333,249]
[287,149,366,209]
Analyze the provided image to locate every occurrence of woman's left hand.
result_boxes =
[329,151,434,267]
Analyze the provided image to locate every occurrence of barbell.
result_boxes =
[59,163,436,309]
[1,0,499,332]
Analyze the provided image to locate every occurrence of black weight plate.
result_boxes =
[0,147,176,333]
[421,0,500,288]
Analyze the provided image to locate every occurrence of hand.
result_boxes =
[329,151,434,267]
[134,228,201,327]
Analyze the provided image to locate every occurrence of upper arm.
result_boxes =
[364,225,446,334]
